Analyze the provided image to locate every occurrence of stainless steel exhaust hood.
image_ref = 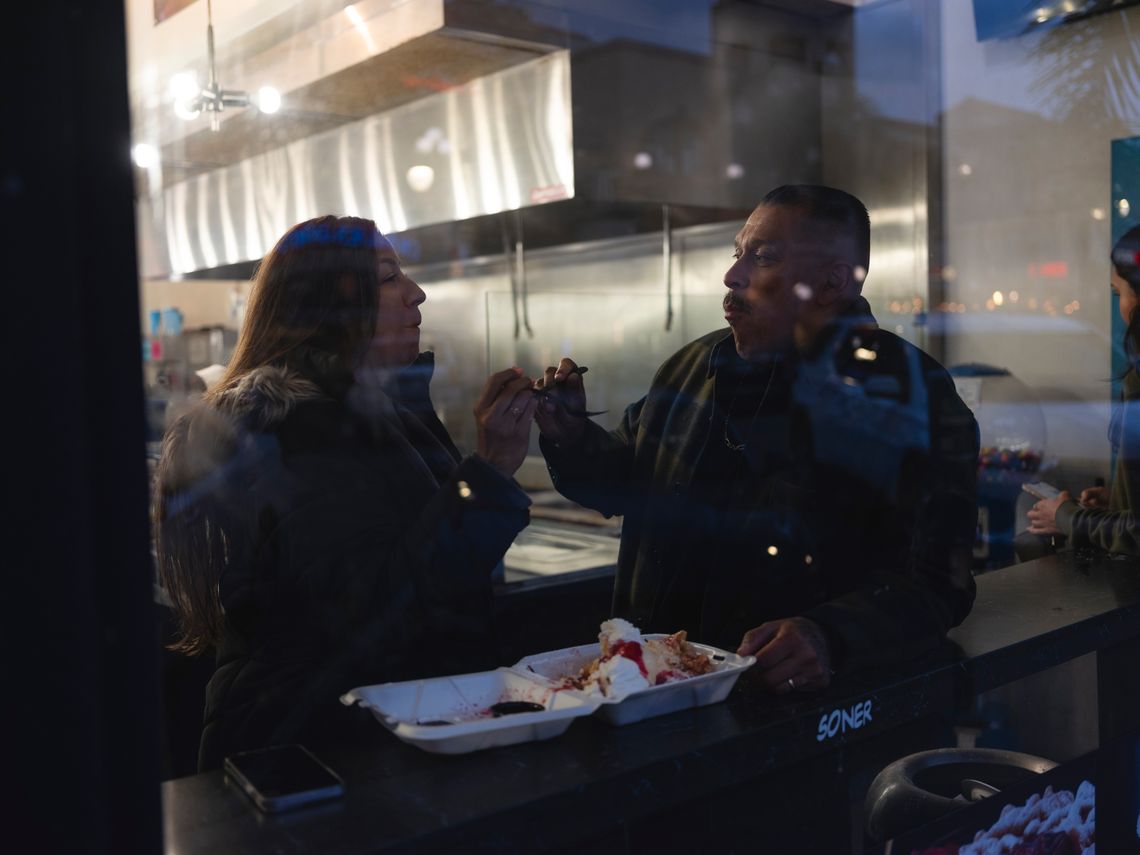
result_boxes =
[136,1,843,278]
[141,51,573,277]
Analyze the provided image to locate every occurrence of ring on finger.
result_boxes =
[509,406,524,416]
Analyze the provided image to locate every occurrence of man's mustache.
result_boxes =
[723,294,751,314]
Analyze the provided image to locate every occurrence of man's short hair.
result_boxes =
[761,185,871,274]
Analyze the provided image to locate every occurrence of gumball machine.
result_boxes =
[949,364,1047,570]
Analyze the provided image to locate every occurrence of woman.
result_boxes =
[155,216,539,769]
[1027,225,1140,555]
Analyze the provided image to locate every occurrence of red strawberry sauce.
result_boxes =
[610,640,647,677]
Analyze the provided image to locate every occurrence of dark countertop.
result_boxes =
[163,553,1140,854]
[948,552,1140,692]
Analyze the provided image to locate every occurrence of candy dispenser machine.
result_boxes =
[949,364,1048,569]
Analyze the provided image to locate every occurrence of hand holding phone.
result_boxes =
[1022,481,1062,501]
[224,744,345,813]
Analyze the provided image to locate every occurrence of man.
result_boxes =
[535,185,978,693]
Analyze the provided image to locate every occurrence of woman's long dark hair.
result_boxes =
[155,216,387,654]
[1113,225,1140,368]
[209,215,386,402]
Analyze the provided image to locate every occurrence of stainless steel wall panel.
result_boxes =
[411,221,739,461]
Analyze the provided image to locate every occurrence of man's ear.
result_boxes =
[818,262,853,306]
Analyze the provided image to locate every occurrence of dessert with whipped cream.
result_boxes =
[913,780,1096,855]
[564,619,716,697]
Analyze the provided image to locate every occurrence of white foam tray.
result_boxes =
[511,636,755,726]
[341,668,599,754]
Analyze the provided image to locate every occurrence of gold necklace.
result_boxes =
[723,362,777,452]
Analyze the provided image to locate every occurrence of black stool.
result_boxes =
[864,747,1056,842]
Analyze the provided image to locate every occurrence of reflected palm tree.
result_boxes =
[1031,9,1140,130]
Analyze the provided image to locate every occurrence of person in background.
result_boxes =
[533,185,978,696]
[155,216,538,770]
[1027,225,1140,556]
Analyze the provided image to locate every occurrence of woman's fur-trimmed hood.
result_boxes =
[213,365,325,430]
[207,352,436,431]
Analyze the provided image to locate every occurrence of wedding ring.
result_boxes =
[509,406,524,415]
[786,677,796,691]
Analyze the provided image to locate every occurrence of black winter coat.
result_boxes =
[162,353,531,770]
[542,308,978,671]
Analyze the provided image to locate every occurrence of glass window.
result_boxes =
[126,0,1140,778]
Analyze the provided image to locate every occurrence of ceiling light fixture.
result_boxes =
[173,0,280,131]
[257,86,282,115]
[132,143,160,169]
[169,71,200,102]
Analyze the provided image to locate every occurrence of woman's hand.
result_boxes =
[533,357,588,446]
[1078,486,1109,509]
[1027,491,1072,535]
[473,367,539,479]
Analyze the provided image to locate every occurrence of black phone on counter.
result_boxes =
[223,744,345,813]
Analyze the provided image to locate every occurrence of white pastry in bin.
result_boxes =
[340,668,599,754]
[511,636,756,726]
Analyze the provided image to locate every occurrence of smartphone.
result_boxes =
[1022,481,1062,501]
[223,744,345,813]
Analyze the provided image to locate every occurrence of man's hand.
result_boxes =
[1026,491,1072,535]
[737,617,832,694]
[533,357,588,446]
